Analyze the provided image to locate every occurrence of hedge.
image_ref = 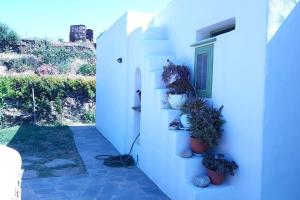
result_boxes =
[0,75,96,123]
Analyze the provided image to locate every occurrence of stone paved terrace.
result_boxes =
[22,126,169,200]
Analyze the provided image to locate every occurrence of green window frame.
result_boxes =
[194,44,214,98]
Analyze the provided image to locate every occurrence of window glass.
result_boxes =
[194,44,213,98]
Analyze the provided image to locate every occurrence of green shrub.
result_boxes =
[5,56,41,72]
[0,102,6,128]
[57,64,71,74]
[0,76,96,122]
[0,23,20,52]
[78,64,96,76]
[32,42,73,66]
[29,40,95,66]
[82,111,96,123]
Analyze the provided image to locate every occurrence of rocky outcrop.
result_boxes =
[86,29,94,42]
[69,25,87,42]
[69,25,94,43]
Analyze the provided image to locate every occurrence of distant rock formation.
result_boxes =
[69,25,94,43]
[86,29,94,42]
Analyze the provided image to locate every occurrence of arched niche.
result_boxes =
[133,68,141,144]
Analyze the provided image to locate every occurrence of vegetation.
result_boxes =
[162,61,190,85]
[82,111,96,123]
[167,79,195,95]
[78,64,96,76]
[162,61,194,96]
[0,23,20,52]
[0,36,96,76]
[13,39,96,76]
[0,125,86,178]
[4,56,41,72]
[0,76,96,126]
[183,97,225,149]
[0,22,96,126]
[203,154,238,176]
[29,40,95,65]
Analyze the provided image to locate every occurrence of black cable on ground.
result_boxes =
[95,132,140,168]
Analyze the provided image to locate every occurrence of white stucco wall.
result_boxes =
[96,14,128,153]
[97,0,272,199]
[96,12,154,153]
[262,3,300,200]
[152,0,268,199]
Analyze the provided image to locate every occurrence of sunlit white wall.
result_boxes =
[268,0,299,41]
[263,3,300,200]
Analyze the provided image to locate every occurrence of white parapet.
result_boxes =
[0,145,22,200]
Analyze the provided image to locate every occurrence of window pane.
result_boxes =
[196,53,208,91]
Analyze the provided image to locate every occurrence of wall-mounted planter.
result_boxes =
[190,137,208,153]
[207,169,225,185]
[168,94,187,109]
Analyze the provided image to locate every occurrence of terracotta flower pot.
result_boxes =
[207,169,225,185]
[190,137,208,154]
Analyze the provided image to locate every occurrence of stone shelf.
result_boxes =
[132,106,141,112]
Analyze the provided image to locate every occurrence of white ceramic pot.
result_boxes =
[168,94,187,109]
[180,114,191,129]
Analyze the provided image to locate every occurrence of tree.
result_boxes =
[0,23,20,52]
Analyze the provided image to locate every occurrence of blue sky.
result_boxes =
[0,0,171,40]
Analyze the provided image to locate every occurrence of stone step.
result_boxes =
[192,182,235,200]
[155,89,169,109]
[143,27,168,40]
[145,54,175,72]
[149,70,166,89]
[143,40,173,56]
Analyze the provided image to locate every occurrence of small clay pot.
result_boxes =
[190,137,208,153]
[207,169,225,185]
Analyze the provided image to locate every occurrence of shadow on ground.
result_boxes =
[3,124,87,179]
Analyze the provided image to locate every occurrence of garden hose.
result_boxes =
[95,132,140,168]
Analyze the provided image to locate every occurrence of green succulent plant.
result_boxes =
[184,97,225,149]
[203,154,238,176]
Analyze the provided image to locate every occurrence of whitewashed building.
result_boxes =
[96,0,300,199]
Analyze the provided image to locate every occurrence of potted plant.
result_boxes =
[167,79,194,109]
[162,61,190,85]
[181,97,206,130]
[202,154,238,185]
[161,61,195,109]
[185,97,224,153]
[180,114,191,130]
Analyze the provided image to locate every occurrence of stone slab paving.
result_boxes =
[45,159,76,168]
[22,126,170,200]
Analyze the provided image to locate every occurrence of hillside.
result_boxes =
[0,23,96,127]
[0,39,96,77]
